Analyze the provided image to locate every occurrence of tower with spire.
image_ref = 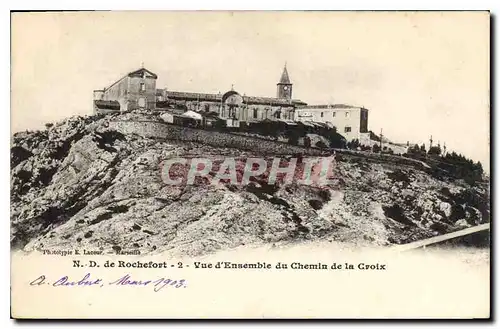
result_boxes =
[277,63,293,100]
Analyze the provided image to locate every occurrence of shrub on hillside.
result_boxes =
[407,144,423,155]
[327,133,347,149]
[347,139,360,150]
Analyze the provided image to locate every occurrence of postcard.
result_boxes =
[10,11,490,319]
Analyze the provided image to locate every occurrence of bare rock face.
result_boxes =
[11,113,490,256]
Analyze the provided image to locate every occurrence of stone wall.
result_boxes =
[107,120,325,156]
[107,120,431,171]
[358,133,408,155]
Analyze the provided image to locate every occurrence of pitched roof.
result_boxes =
[200,111,221,119]
[165,91,223,102]
[163,89,306,107]
[127,68,158,79]
[243,95,295,106]
[291,99,308,106]
[276,118,298,125]
[104,67,157,91]
[278,65,291,84]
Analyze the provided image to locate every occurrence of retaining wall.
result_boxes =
[335,149,431,170]
[107,120,431,171]
[108,120,326,156]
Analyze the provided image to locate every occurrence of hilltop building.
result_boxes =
[93,64,369,139]
[93,68,158,113]
[295,105,369,141]
[155,65,306,127]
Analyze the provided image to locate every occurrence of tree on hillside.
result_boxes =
[316,141,328,149]
[437,151,485,184]
[428,145,442,156]
[476,161,483,173]
[420,144,426,152]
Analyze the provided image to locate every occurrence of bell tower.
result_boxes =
[277,63,293,100]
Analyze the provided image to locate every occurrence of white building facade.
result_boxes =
[294,104,369,142]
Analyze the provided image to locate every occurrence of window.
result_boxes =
[253,108,258,119]
[332,112,336,117]
[140,83,146,92]
[344,126,352,133]
[321,112,324,118]
[345,111,350,117]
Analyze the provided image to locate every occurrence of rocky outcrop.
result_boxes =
[10,113,490,256]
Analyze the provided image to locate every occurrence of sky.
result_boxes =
[11,11,490,169]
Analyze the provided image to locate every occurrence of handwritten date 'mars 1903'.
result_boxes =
[29,273,188,292]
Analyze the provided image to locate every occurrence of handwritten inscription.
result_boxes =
[29,273,188,292]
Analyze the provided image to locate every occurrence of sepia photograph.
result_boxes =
[9,10,490,319]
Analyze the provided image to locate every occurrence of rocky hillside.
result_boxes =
[11,113,490,257]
